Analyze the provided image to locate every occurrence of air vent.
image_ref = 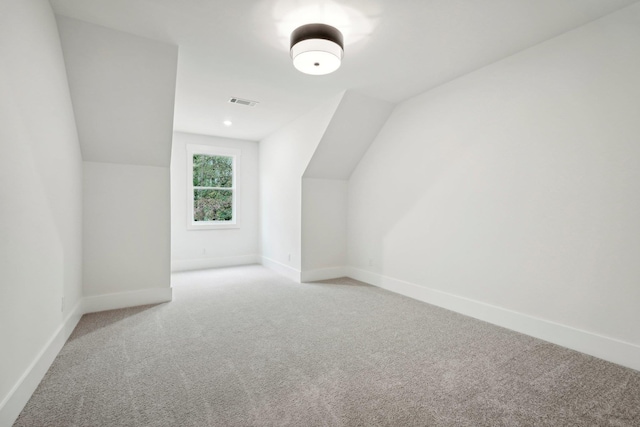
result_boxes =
[229,97,259,107]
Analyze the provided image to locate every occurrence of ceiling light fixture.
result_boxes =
[223,120,232,126]
[290,23,344,75]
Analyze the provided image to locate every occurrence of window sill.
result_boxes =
[187,222,240,231]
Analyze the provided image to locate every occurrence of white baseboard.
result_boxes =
[301,266,348,282]
[1,285,174,426]
[171,254,260,273]
[347,267,640,372]
[0,301,83,427]
[261,256,301,283]
[83,287,173,314]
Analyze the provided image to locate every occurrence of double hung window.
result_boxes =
[187,145,240,229]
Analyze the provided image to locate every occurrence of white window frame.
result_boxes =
[186,144,241,230]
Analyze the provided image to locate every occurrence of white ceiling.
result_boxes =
[50,0,639,141]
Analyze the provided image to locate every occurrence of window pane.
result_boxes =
[193,154,233,187]
[193,189,233,222]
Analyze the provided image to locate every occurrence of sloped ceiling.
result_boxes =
[50,0,640,141]
[57,16,178,166]
[304,91,393,180]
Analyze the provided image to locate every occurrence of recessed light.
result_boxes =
[223,120,233,126]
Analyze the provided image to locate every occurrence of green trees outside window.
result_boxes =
[192,154,233,222]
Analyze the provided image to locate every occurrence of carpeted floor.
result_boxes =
[15,265,640,426]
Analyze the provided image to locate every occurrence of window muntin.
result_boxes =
[187,145,240,230]
[193,154,233,222]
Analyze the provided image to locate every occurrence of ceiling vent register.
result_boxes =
[229,97,259,107]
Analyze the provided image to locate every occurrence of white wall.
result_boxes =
[301,178,348,281]
[83,162,170,297]
[0,0,83,424]
[57,16,177,308]
[348,4,640,370]
[299,91,393,281]
[259,94,342,281]
[171,132,259,271]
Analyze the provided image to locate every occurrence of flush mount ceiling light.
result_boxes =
[290,23,344,75]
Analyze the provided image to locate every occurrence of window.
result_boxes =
[187,145,240,229]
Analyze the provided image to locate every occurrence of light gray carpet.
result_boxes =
[15,265,640,426]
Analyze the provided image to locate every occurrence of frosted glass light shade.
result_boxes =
[290,24,344,75]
